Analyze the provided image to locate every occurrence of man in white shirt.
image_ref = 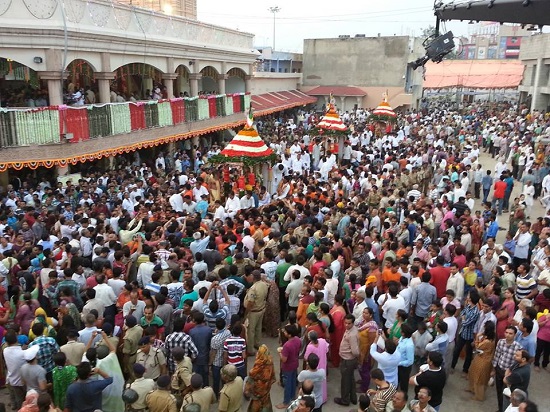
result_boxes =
[192,181,209,203]
[224,192,241,218]
[169,190,184,212]
[239,192,255,210]
[4,330,27,409]
[93,274,117,323]
[380,284,406,329]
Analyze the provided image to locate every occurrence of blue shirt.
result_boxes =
[482,175,493,190]
[397,337,415,367]
[189,324,212,365]
[65,377,113,412]
[365,297,381,326]
[412,282,437,318]
[515,331,536,357]
[486,221,499,241]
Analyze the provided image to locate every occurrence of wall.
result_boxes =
[250,73,301,94]
[302,36,421,87]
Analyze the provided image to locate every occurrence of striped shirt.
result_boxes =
[516,274,536,300]
[371,383,396,412]
[223,335,246,368]
[459,304,480,341]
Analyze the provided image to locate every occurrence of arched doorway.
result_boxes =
[0,57,43,107]
[226,67,246,94]
[199,66,219,94]
[175,65,190,97]
[65,59,96,93]
[114,63,163,100]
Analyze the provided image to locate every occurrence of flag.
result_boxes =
[246,105,254,127]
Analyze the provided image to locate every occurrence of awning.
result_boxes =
[305,86,367,97]
[423,59,524,89]
[435,0,550,27]
[251,90,317,114]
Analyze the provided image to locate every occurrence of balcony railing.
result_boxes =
[0,93,251,148]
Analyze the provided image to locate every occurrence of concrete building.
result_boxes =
[301,35,424,111]
[115,0,197,19]
[0,0,314,181]
[0,0,257,105]
[518,33,550,112]
[459,23,531,60]
[255,47,303,74]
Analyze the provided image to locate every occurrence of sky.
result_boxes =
[197,0,470,52]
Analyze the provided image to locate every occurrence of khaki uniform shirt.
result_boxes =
[60,340,86,366]
[123,325,144,355]
[181,387,216,412]
[145,390,177,412]
[129,377,156,410]
[244,281,269,312]
[219,377,244,412]
[171,357,193,391]
[136,347,166,380]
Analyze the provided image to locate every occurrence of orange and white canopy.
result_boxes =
[220,126,273,158]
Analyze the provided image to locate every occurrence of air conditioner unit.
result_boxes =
[355,34,366,38]
[338,35,351,39]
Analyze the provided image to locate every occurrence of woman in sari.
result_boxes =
[356,307,378,393]
[329,294,347,367]
[496,287,516,339]
[467,320,496,401]
[244,344,276,412]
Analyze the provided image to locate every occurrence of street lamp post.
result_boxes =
[268,6,281,52]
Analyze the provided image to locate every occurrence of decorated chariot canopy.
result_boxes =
[370,92,397,124]
[210,107,276,167]
[310,93,349,138]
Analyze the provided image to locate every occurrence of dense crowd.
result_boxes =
[0,102,548,412]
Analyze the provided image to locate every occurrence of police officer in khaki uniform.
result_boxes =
[122,315,143,382]
[146,375,177,412]
[243,270,269,355]
[219,365,244,412]
[135,336,167,380]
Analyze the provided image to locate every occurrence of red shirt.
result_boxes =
[429,265,451,299]
[493,180,507,199]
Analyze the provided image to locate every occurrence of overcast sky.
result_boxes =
[197,0,470,52]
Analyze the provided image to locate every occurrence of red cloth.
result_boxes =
[129,104,146,130]
[493,180,507,199]
[208,97,217,118]
[429,266,451,299]
[64,108,90,142]
[170,100,185,124]
[232,95,241,112]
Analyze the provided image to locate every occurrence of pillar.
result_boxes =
[245,75,253,93]
[217,74,228,95]
[37,71,66,106]
[339,96,346,111]
[531,58,543,113]
[162,73,178,99]
[189,73,202,97]
[356,96,362,109]
[57,164,69,177]
[95,72,116,103]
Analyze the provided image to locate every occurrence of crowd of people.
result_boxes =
[0,102,548,412]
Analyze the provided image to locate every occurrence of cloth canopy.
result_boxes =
[220,126,273,158]
[373,100,396,118]
[317,106,348,131]
[424,60,524,90]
